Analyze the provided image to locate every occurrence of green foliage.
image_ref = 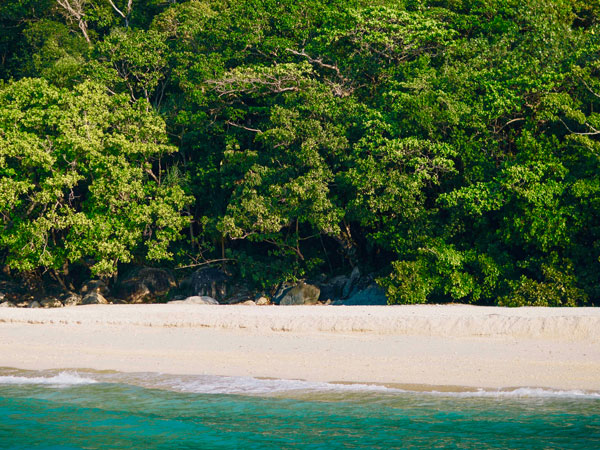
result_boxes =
[21,19,89,86]
[93,28,169,105]
[0,0,599,303]
[498,264,588,307]
[380,260,433,305]
[0,78,190,276]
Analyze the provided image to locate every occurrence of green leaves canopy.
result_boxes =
[0,0,599,304]
[0,78,190,276]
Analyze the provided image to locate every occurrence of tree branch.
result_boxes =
[578,76,600,99]
[57,0,91,43]
[496,117,525,133]
[175,258,235,270]
[559,117,600,136]
[285,48,354,97]
[226,120,263,134]
[108,0,133,27]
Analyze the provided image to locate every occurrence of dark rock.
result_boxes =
[81,280,109,296]
[81,292,109,305]
[318,275,349,302]
[168,295,219,305]
[220,286,254,304]
[342,266,361,298]
[29,300,42,308]
[279,282,321,305]
[178,267,230,301]
[334,284,388,305]
[114,268,176,303]
[61,292,82,306]
[40,297,63,308]
[272,281,295,304]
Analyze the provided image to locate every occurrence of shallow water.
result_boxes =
[0,368,598,449]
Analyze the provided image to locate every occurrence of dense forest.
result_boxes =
[1,0,599,305]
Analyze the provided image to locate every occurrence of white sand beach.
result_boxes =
[1,304,599,391]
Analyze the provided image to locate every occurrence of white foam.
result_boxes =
[429,387,600,399]
[151,376,600,399]
[142,374,402,396]
[0,372,97,386]
[1,370,598,399]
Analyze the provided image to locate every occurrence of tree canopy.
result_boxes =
[1,0,598,305]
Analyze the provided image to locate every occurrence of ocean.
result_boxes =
[0,368,598,449]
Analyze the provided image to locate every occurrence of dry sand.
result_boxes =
[1,304,599,391]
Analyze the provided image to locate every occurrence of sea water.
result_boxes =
[0,368,598,449]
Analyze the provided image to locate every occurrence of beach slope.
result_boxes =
[1,304,599,391]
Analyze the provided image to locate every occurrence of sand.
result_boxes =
[1,304,599,391]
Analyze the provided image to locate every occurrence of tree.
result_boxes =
[93,28,169,107]
[0,78,190,277]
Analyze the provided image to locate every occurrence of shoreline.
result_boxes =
[3,368,598,398]
[1,304,599,391]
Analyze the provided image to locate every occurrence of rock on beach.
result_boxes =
[168,296,219,305]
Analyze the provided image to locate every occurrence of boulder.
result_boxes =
[318,275,349,302]
[61,293,82,306]
[40,297,63,308]
[114,268,176,303]
[81,280,109,296]
[29,300,42,308]
[241,300,256,306]
[335,284,388,306]
[81,292,109,305]
[219,286,254,304]
[271,281,295,304]
[278,282,321,305]
[178,267,230,301]
[168,295,219,305]
[0,301,16,308]
[255,296,270,306]
[342,266,361,298]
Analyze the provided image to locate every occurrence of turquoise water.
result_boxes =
[0,369,598,449]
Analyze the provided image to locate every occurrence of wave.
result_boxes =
[0,372,98,386]
[432,387,600,399]
[119,373,600,399]
[0,369,598,399]
[149,375,399,396]
[163,378,600,399]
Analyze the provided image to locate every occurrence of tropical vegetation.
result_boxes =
[1,0,598,305]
